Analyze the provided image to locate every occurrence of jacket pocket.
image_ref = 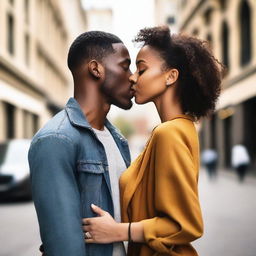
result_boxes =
[77,160,105,188]
[77,161,105,217]
[77,161,105,174]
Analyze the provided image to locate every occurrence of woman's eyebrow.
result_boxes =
[136,59,146,65]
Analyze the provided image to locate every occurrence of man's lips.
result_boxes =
[129,87,136,98]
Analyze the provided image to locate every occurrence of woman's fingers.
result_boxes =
[82,218,90,225]
[85,238,95,243]
[82,225,90,232]
[91,204,106,216]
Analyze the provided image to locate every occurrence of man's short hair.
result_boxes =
[67,31,123,72]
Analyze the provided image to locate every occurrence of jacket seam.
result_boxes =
[30,133,75,150]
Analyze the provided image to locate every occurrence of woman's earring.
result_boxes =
[166,82,171,87]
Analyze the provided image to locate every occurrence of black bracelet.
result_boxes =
[128,222,133,243]
[39,244,44,252]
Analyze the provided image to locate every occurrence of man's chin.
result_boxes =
[114,100,133,110]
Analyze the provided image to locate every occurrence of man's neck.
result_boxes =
[75,94,111,131]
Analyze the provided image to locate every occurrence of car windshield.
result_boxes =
[0,140,31,166]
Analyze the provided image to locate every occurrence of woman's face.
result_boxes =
[130,45,172,104]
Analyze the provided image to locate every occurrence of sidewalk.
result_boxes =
[193,169,256,256]
[218,168,256,184]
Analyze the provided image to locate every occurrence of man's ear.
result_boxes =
[166,68,179,87]
[88,60,105,80]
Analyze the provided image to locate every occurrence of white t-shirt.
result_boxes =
[231,144,250,168]
[93,127,126,256]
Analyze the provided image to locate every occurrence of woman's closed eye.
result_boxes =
[138,69,146,75]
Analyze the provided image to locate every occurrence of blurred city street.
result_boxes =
[0,170,256,256]
[0,201,40,256]
[194,170,256,256]
[0,0,256,256]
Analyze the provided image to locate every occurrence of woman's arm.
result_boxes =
[82,204,145,243]
[139,123,203,253]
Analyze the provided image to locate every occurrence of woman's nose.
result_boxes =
[129,73,137,84]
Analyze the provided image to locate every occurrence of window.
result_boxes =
[222,21,229,70]
[32,114,39,135]
[192,28,199,37]
[219,0,227,11]
[23,110,29,138]
[166,16,175,25]
[240,0,251,66]
[204,8,213,25]
[24,0,29,24]
[181,0,187,7]
[7,14,14,55]
[207,33,213,47]
[24,34,30,66]
[210,114,217,149]
[5,102,15,139]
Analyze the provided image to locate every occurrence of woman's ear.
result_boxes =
[88,60,105,80]
[166,68,179,87]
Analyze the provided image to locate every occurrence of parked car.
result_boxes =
[0,139,32,200]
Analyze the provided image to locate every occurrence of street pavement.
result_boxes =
[0,170,256,256]
[193,170,256,256]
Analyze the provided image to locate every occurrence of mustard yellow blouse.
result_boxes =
[120,115,203,256]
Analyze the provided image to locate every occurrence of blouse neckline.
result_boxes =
[162,114,194,123]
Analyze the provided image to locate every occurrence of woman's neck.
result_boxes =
[153,88,183,123]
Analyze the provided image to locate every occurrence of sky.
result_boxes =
[82,0,160,125]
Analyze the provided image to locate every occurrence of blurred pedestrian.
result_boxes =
[231,144,250,182]
[201,148,218,180]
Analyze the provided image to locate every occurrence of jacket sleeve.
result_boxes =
[141,125,203,254]
[28,135,86,256]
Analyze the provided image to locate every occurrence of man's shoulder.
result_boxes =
[32,109,76,145]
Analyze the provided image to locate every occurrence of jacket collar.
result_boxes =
[65,98,91,129]
[65,98,125,140]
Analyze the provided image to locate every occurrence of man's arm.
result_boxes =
[29,134,85,256]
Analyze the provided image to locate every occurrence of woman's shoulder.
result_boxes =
[153,116,195,140]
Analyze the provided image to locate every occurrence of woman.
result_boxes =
[82,26,222,255]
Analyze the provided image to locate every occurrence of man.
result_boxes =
[28,31,134,256]
[201,148,218,180]
[231,143,250,182]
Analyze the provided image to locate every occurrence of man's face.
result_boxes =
[101,43,134,110]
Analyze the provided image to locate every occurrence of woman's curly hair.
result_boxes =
[134,26,223,120]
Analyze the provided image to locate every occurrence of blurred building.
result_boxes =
[154,0,179,33]
[179,0,256,170]
[86,8,113,32]
[0,0,86,143]
[82,0,113,32]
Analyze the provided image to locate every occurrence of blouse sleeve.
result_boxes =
[141,123,203,254]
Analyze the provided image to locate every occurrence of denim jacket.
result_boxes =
[28,98,131,256]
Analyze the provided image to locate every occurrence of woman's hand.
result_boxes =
[82,204,122,244]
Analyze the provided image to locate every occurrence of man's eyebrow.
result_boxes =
[119,58,131,65]
[122,58,131,65]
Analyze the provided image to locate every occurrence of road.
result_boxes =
[0,170,256,256]
[193,170,256,256]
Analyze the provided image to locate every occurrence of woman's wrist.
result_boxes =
[114,222,145,243]
[115,223,129,242]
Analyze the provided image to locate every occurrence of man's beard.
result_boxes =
[101,72,133,110]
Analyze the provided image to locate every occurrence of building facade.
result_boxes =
[179,0,256,170]
[154,0,179,33]
[0,0,86,142]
